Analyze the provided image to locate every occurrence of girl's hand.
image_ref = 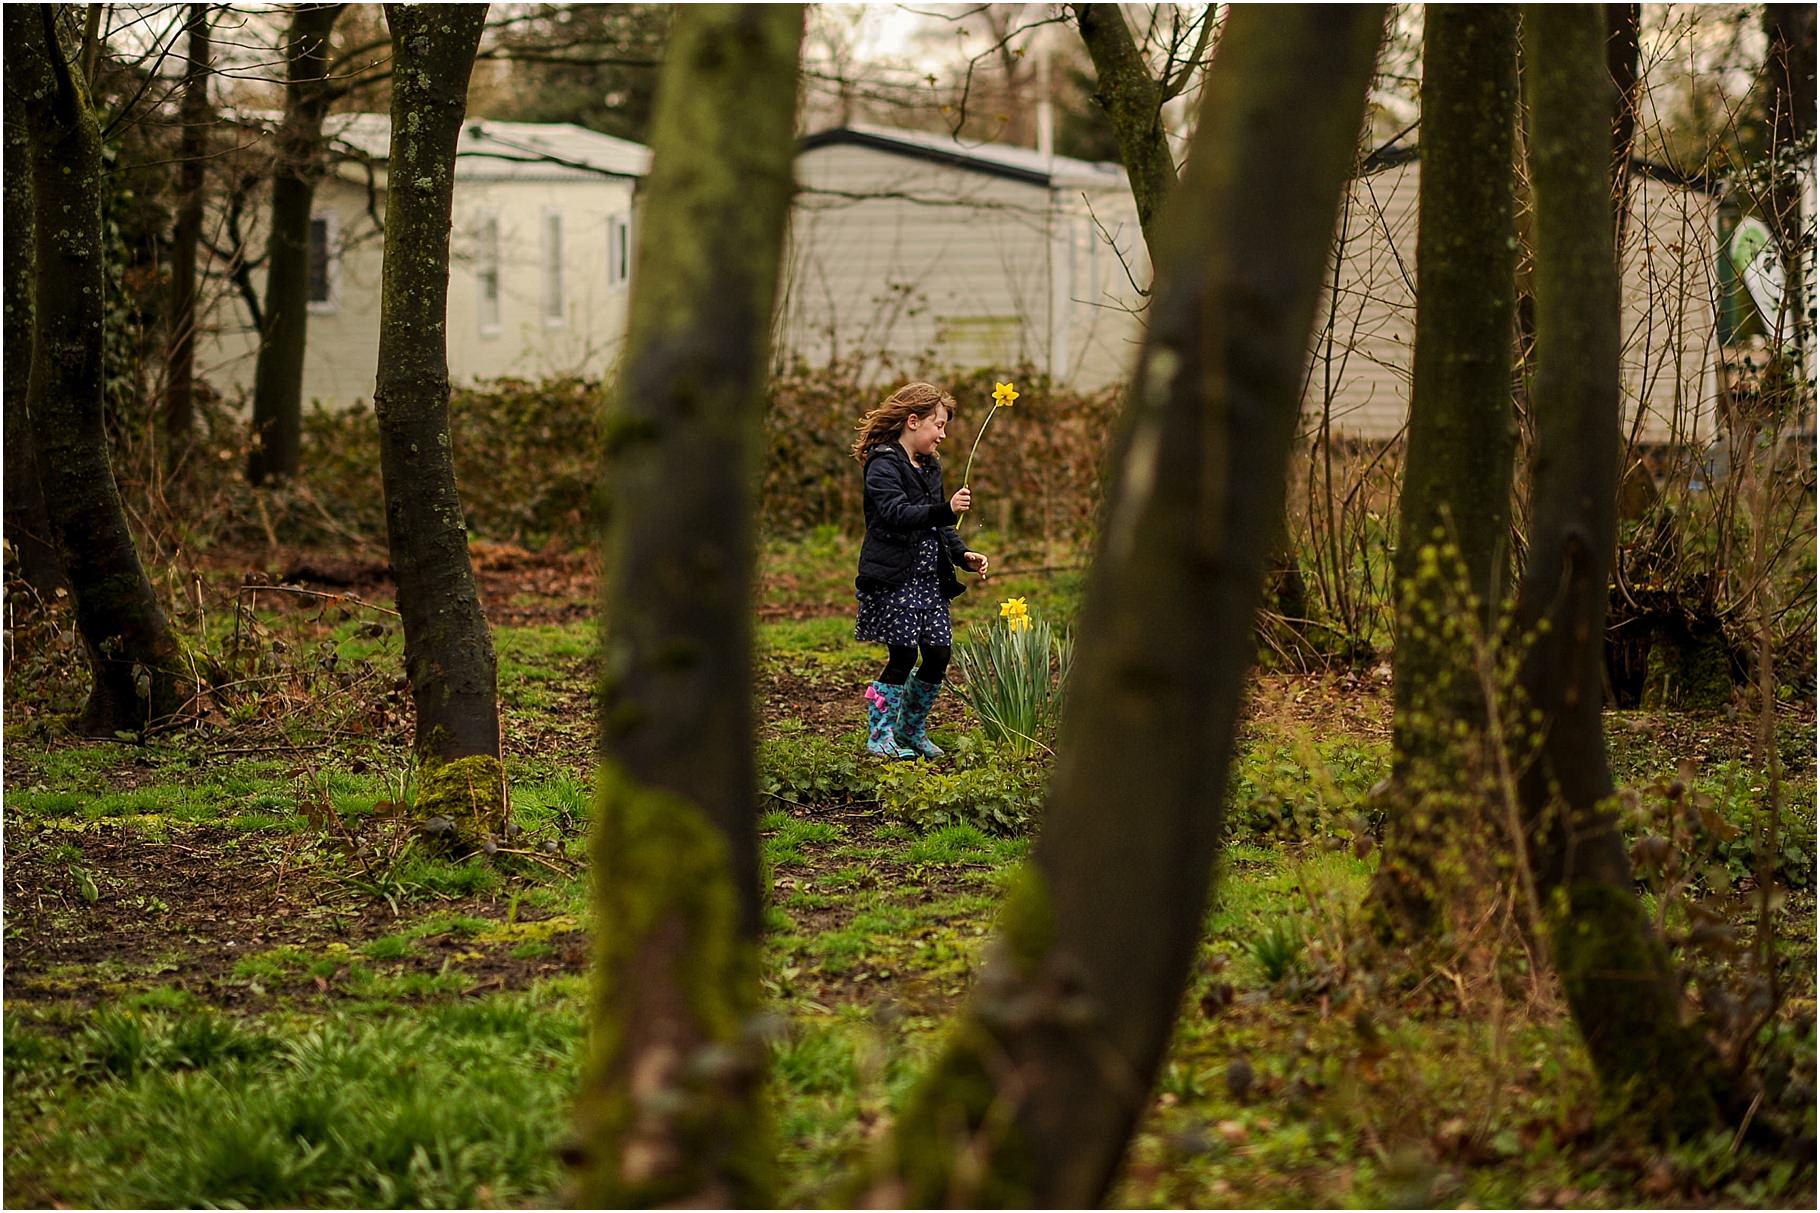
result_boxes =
[963,551,989,580]
[950,486,972,514]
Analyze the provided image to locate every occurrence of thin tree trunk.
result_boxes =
[1605,2,1641,247]
[248,2,343,487]
[1517,3,1726,1136]
[1369,5,1520,936]
[165,2,211,466]
[1070,2,1178,257]
[3,87,65,593]
[9,4,189,734]
[1763,5,1815,354]
[569,5,804,1207]
[371,4,500,839]
[873,8,1384,1206]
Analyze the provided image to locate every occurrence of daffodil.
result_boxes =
[999,596,1031,632]
[959,379,1020,496]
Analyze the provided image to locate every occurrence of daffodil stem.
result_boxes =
[959,403,1002,497]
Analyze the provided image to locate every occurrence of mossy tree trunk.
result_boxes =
[871,9,1384,1206]
[3,89,65,594]
[1368,5,1520,937]
[165,2,212,466]
[1517,4,1727,1137]
[570,5,803,1207]
[247,2,344,487]
[1069,2,1187,258]
[9,4,189,734]
[371,4,502,842]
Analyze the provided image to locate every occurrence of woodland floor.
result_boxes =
[2,529,1815,1208]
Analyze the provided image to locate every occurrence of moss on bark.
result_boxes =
[1641,621,1733,711]
[414,753,507,847]
[570,761,771,1207]
[1547,881,1721,1135]
[1372,4,1520,939]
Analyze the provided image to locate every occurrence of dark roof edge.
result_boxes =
[1360,139,1721,196]
[800,127,1054,187]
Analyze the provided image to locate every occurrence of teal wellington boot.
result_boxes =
[895,676,945,759]
[864,681,915,759]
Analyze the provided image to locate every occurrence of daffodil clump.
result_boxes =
[953,595,1071,758]
[959,380,1019,492]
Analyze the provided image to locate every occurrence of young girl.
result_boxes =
[851,382,990,759]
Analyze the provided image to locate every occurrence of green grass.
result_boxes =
[4,530,1811,1209]
[4,1001,578,1208]
[762,813,841,867]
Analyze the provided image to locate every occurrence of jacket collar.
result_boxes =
[869,441,941,472]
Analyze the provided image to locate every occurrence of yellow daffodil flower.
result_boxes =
[962,380,1023,492]
[999,596,1029,620]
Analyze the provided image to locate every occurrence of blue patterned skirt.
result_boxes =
[855,533,953,647]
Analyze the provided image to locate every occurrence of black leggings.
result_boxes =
[879,643,950,686]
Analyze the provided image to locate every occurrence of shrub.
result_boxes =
[872,736,1047,834]
[761,357,1122,541]
[1226,736,1388,844]
[757,734,875,807]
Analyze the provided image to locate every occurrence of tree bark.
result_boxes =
[371,5,501,839]
[1764,5,1816,151]
[3,82,65,593]
[9,4,189,734]
[247,2,344,486]
[1763,5,1815,354]
[1605,2,1641,245]
[165,2,212,466]
[1070,3,1179,258]
[1369,5,1520,936]
[873,8,1384,1206]
[1518,4,1726,1137]
[569,5,803,1207]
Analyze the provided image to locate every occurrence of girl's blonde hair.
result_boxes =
[850,382,957,461]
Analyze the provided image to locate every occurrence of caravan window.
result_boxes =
[608,212,631,289]
[477,213,501,335]
[307,214,336,312]
[542,209,565,324]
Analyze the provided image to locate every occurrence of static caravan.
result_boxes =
[199,114,651,409]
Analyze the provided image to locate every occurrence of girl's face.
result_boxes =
[900,406,950,460]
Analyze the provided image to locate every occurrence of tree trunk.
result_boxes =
[165,2,211,466]
[569,5,804,1207]
[3,85,65,593]
[1605,2,1641,246]
[1368,5,1520,937]
[1070,2,1178,258]
[371,5,501,841]
[9,4,189,734]
[247,2,344,487]
[872,9,1384,1206]
[1763,5,1815,355]
[1517,3,1726,1137]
